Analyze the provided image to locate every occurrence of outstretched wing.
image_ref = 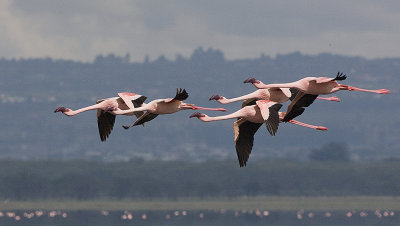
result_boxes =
[96,100,116,142]
[132,95,147,108]
[131,112,159,127]
[118,92,148,119]
[234,119,263,167]
[241,98,258,108]
[166,88,189,102]
[256,100,282,136]
[314,72,347,83]
[282,93,318,122]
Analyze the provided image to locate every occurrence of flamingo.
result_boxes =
[245,72,390,121]
[209,87,340,105]
[54,92,147,141]
[189,100,327,167]
[113,88,227,129]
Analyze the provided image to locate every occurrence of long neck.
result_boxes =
[224,90,264,104]
[200,111,244,122]
[113,104,150,115]
[254,81,297,89]
[65,103,104,116]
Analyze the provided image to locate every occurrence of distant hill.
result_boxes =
[0,48,399,162]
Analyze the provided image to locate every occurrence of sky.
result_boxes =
[1,0,399,62]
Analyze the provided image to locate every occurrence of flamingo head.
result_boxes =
[189,112,206,118]
[316,126,328,131]
[209,94,223,101]
[243,77,260,84]
[54,106,70,113]
[104,106,117,112]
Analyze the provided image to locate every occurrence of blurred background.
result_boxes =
[0,0,399,225]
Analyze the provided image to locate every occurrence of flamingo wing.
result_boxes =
[131,112,159,126]
[256,101,282,136]
[118,92,148,118]
[122,112,159,129]
[241,98,258,108]
[131,95,147,119]
[166,88,189,103]
[234,119,263,167]
[96,110,116,142]
[314,72,347,83]
[282,93,318,122]
[131,95,147,107]
[118,92,144,108]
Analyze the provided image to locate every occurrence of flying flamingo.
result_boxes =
[113,88,227,129]
[209,86,340,105]
[190,100,327,167]
[245,72,390,121]
[54,92,147,141]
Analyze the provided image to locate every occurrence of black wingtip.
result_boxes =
[334,72,347,81]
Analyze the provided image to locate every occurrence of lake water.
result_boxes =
[0,209,398,226]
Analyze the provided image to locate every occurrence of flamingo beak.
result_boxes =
[243,77,259,84]
[54,106,68,113]
[105,106,117,112]
[209,94,223,101]
[190,112,205,118]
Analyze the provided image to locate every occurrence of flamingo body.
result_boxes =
[115,88,227,129]
[55,92,147,141]
[247,72,389,121]
[190,99,326,167]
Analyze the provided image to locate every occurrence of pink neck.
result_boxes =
[65,105,100,116]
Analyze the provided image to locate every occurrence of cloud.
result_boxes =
[1,0,400,61]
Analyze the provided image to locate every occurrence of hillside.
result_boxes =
[0,48,399,161]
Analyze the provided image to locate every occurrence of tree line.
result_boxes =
[0,158,399,200]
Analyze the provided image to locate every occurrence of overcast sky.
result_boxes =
[1,0,399,62]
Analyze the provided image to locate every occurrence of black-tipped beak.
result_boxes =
[189,112,204,118]
[243,77,259,84]
[54,106,67,113]
[105,106,117,112]
[122,125,130,130]
[209,94,222,101]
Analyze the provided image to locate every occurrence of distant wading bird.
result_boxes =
[190,100,327,167]
[245,72,390,121]
[112,88,227,129]
[54,92,147,141]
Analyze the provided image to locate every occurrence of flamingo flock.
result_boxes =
[55,72,390,167]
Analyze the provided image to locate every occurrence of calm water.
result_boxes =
[0,209,398,226]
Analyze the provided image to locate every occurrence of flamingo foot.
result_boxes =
[54,106,70,113]
[209,94,223,101]
[317,96,341,102]
[316,126,328,131]
[243,77,259,84]
[376,89,390,94]
[189,112,205,118]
